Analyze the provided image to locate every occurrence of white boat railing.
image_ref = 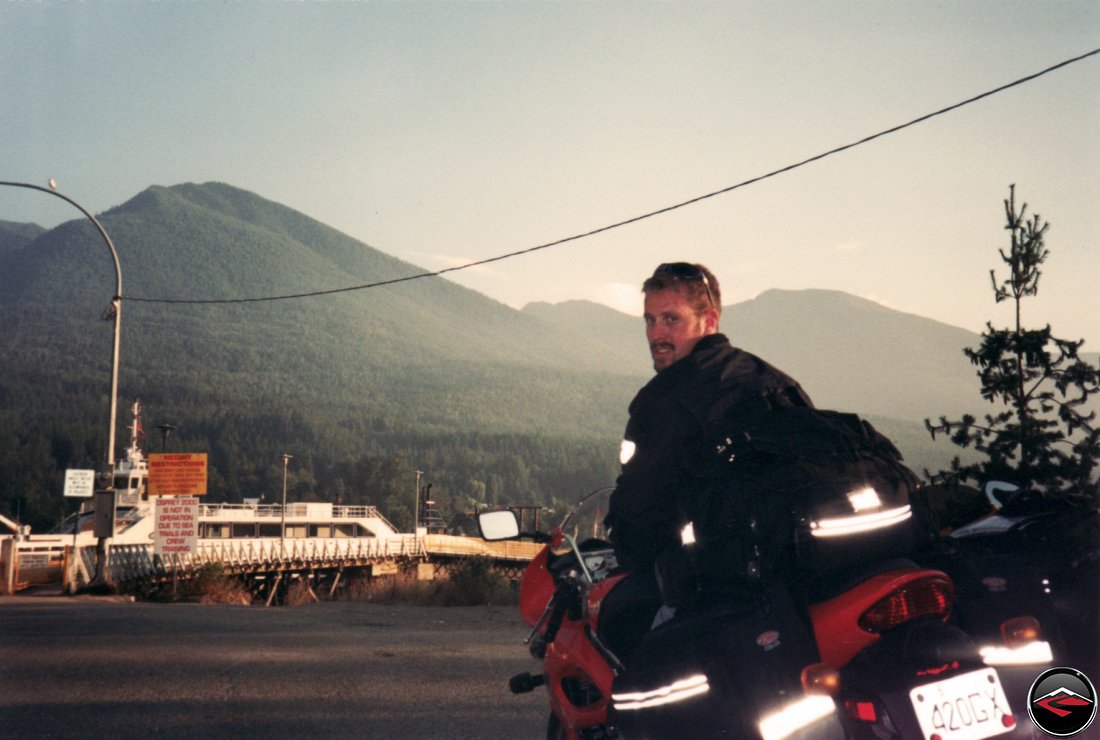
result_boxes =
[198,502,396,526]
[104,534,428,581]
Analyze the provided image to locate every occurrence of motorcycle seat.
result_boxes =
[804,557,919,604]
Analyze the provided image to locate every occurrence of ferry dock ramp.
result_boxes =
[2,501,544,603]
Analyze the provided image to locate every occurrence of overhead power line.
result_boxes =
[128,47,1100,306]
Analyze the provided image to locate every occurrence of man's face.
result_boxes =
[643,288,717,372]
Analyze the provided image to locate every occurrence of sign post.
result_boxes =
[148,454,206,561]
[62,469,97,592]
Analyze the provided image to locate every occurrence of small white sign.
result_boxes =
[63,469,96,498]
[154,497,199,555]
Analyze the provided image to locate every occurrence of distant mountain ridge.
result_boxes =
[3,182,1086,422]
[0,219,45,256]
[1,180,1077,436]
[0,183,651,448]
[2,182,1095,529]
[525,289,986,422]
[2,182,643,361]
[523,291,1100,476]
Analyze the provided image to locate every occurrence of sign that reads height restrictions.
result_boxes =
[148,453,208,497]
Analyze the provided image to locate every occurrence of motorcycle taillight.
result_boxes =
[857,575,953,633]
[843,699,878,723]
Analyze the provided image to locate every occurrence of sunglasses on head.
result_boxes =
[653,262,715,310]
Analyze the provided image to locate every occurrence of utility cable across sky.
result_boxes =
[125,47,1100,306]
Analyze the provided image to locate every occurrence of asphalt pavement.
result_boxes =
[0,594,547,739]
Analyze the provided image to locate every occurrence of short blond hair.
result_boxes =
[642,262,721,315]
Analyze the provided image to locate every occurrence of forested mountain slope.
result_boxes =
[0,183,643,530]
[5,182,1087,532]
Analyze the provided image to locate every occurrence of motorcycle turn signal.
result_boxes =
[801,663,842,697]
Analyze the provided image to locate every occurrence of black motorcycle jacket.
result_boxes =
[605,333,814,571]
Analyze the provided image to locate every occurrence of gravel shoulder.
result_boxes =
[0,595,547,739]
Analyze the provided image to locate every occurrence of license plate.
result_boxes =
[909,668,1014,740]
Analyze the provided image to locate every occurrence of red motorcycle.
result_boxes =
[480,487,1053,740]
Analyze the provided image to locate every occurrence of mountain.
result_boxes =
[0,182,649,530]
[0,219,45,256]
[2,182,1092,531]
[529,290,986,422]
[523,292,989,476]
[523,300,648,372]
[0,182,645,436]
[525,292,1100,477]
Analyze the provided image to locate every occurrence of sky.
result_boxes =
[2,1,1098,346]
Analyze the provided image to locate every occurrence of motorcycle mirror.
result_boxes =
[478,509,521,541]
[983,481,1020,510]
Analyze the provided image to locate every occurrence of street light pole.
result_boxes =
[280,453,293,558]
[0,179,123,589]
[414,470,423,537]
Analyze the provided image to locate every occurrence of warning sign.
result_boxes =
[154,497,199,555]
[64,469,96,498]
[148,453,208,496]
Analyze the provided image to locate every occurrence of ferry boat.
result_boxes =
[3,403,413,591]
[30,403,397,545]
[2,402,540,593]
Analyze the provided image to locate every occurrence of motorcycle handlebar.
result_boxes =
[543,581,578,643]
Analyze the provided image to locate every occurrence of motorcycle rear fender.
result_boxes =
[809,567,951,668]
[838,620,987,740]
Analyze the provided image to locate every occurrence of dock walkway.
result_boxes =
[1,533,544,601]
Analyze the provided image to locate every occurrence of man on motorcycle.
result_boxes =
[507,263,990,739]
[602,262,814,654]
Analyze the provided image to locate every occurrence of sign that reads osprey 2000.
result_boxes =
[154,497,199,555]
[148,453,208,497]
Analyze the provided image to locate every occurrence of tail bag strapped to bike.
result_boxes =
[664,407,921,604]
[611,586,845,739]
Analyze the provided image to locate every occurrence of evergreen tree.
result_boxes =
[926,186,1100,502]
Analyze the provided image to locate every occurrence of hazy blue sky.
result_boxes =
[2,1,1097,344]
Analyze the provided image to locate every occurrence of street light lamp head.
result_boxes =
[156,424,177,453]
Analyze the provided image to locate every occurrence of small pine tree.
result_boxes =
[926,185,1100,503]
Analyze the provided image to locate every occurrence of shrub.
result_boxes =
[184,563,252,605]
[438,556,515,606]
[285,576,320,606]
[338,558,517,607]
